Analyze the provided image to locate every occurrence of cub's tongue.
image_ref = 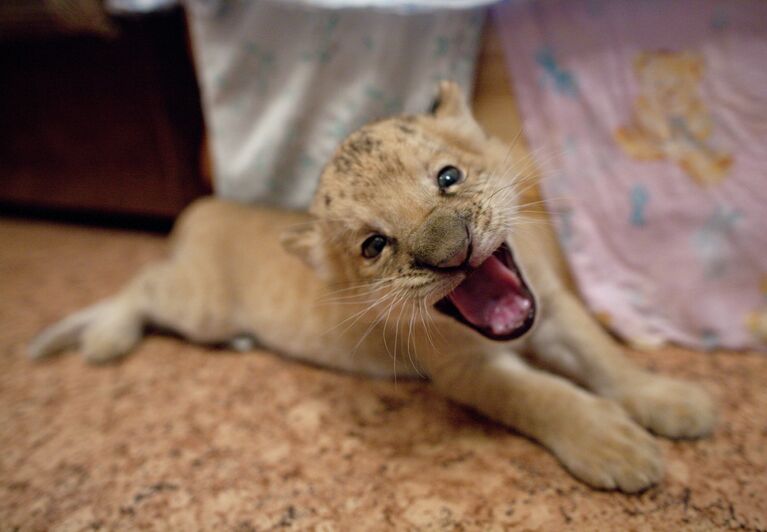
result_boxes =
[448,254,531,336]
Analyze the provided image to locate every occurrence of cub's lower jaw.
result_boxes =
[434,243,536,341]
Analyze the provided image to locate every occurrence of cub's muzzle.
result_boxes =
[412,211,470,270]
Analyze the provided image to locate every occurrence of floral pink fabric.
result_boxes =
[494,0,767,351]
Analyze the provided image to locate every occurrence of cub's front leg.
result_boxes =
[530,290,716,439]
[425,352,663,492]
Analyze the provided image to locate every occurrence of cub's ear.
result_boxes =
[281,221,328,275]
[429,80,486,140]
[429,80,472,120]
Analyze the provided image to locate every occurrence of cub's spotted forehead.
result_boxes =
[327,117,438,187]
[311,117,444,220]
[313,112,488,220]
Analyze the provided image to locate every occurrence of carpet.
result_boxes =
[1,218,765,530]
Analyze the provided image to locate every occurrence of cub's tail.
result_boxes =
[28,297,143,363]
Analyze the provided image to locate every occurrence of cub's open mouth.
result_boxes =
[434,243,536,341]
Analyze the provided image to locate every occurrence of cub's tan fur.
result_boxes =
[30,82,715,493]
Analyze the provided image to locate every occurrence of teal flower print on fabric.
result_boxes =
[535,45,578,96]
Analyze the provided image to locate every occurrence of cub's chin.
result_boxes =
[434,243,536,341]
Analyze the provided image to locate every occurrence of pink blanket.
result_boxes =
[494,0,767,351]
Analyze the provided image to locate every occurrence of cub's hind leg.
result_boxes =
[28,298,136,363]
[30,257,237,363]
[105,256,240,353]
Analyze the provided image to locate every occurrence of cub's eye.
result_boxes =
[361,234,387,259]
[437,166,463,190]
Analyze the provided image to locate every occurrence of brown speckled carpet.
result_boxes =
[1,217,766,531]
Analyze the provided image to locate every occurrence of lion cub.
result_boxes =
[30,82,715,492]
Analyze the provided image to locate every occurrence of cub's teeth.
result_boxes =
[487,295,531,335]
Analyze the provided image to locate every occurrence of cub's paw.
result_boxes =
[80,317,140,364]
[617,376,716,439]
[550,398,664,493]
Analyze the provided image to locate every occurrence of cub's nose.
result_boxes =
[435,239,470,268]
[412,211,471,270]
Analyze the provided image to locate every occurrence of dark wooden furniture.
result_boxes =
[0,7,208,221]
